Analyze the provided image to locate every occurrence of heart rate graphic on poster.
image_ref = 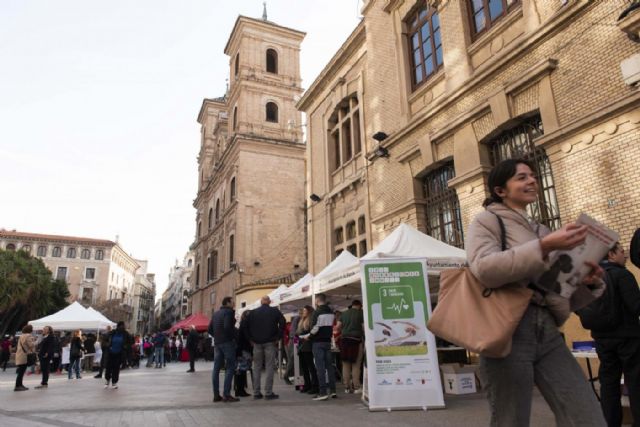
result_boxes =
[372,300,428,357]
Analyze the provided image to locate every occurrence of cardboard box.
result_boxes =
[441,363,478,395]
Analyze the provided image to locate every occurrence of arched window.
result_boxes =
[67,247,76,258]
[37,246,47,257]
[234,53,239,77]
[423,162,464,248]
[230,177,236,201]
[52,246,62,257]
[5,243,16,251]
[208,208,214,229]
[328,95,361,171]
[187,259,193,268]
[81,249,90,259]
[266,49,278,74]
[229,235,235,267]
[469,0,520,36]
[195,264,200,289]
[486,114,560,230]
[215,199,221,221]
[266,102,278,123]
[206,256,211,282]
[197,221,202,237]
[95,249,104,260]
[233,106,238,131]
[407,3,443,89]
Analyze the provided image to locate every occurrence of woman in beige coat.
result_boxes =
[15,324,35,391]
[466,158,606,427]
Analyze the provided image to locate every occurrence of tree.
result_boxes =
[0,249,70,336]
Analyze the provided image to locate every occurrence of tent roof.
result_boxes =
[314,251,360,294]
[315,251,358,279]
[30,302,115,331]
[86,307,116,325]
[169,313,210,333]
[278,273,313,304]
[361,223,466,271]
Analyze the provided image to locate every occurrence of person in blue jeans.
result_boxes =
[303,293,336,401]
[209,296,238,403]
[68,330,84,380]
[153,332,165,368]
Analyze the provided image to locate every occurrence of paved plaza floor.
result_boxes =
[0,361,559,426]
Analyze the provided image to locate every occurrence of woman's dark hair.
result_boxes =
[22,324,33,333]
[483,158,536,207]
[303,305,314,315]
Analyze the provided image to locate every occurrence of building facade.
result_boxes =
[299,0,640,343]
[133,260,156,336]
[159,252,194,329]
[190,15,307,317]
[0,230,145,332]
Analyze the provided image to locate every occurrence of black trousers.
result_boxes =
[40,356,51,385]
[595,337,640,427]
[15,364,27,388]
[188,349,196,371]
[299,351,318,390]
[105,352,122,385]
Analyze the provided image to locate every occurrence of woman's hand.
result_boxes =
[540,223,588,258]
[581,261,604,287]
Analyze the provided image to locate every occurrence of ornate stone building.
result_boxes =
[190,15,307,316]
[299,0,640,343]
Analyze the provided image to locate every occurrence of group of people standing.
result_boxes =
[207,293,364,403]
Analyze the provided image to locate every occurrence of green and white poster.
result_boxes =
[360,258,444,410]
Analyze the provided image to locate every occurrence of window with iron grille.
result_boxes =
[486,115,561,230]
[423,162,464,248]
[407,3,443,89]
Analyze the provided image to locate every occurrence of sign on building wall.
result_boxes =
[360,258,444,410]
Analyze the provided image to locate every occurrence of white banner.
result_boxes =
[360,257,444,410]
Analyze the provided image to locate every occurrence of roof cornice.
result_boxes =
[224,15,306,56]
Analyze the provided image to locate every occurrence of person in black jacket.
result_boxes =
[35,326,56,389]
[209,296,238,403]
[104,321,133,389]
[94,326,111,378]
[246,295,286,400]
[68,330,84,380]
[304,293,336,401]
[186,326,199,373]
[234,310,252,397]
[593,241,640,427]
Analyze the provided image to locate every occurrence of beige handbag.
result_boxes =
[426,213,533,358]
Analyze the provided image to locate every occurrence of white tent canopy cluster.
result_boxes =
[29,301,117,331]
[241,223,466,314]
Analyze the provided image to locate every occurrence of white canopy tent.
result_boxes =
[277,273,313,313]
[237,284,290,318]
[312,251,360,309]
[29,301,116,331]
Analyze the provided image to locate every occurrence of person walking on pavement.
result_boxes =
[209,296,239,403]
[186,325,199,373]
[339,300,364,394]
[35,326,56,389]
[296,305,318,395]
[94,326,111,379]
[246,295,286,400]
[153,331,166,368]
[104,321,132,389]
[68,330,84,380]
[15,324,35,392]
[302,293,336,401]
[586,240,640,427]
[467,158,606,426]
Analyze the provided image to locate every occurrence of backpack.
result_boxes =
[576,269,622,331]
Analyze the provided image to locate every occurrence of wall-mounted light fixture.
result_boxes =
[372,131,390,158]
[310,193,322,202]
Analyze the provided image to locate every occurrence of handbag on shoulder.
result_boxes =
[426,213,533,358]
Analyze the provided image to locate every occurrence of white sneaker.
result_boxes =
[354,388,362,394]
[313,394,329,401]
[104,381,110,388]
[111,384,118,389]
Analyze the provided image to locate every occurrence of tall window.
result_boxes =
[335,227,344,244]
[81,249,90,259]
[266,102,278,123]
[56,266,67,281]
[67,247,76,258]
[486,115,560,230]
[211,251,218,281]
[195,264,200,289]
[469,0,519,35]
[230,177,236,201]
[328,95,361,171]
[52,246,62,257]
[207,256,211,282]
[85,268,96,280]
[5,243,16,251]
[215,199,221,221]
[37,246,47,257]
[266,49,278,74]
[198,221,202,238]
[423,162,464,248]
[229,235,235,267]
[407,3,442,89]
[208,208,214,229]
[95,249,104,260]
[233,106,238,131]
[234,53,239,77]
[21,245,31,253]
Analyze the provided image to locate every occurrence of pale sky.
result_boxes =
[0,0,362,299]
